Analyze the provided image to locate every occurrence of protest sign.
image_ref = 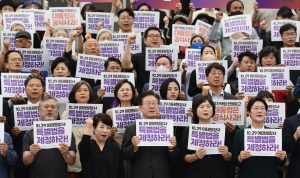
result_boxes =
[133,11,160,32]
[265,103,285,128]
[14,104,40,130]
[1,31,34,50]
[135,0,180,10]
[188,124,225,154]
[66,104,103,127]
[1,73,30,97]
[257,67,290,90]
[75,54,106,79]
[238,72,272,96]
[100,72,135,97]
[3,12,35,33]
[49,7,81,29]
[281,48,300,70]
[231,40,263,61]
[99,41,124,60]
[194,20,216,48]
[46,77,81,102]
[185,48,201,71]
[145,47,178,71]
[257,0,300,9]
[20,9,50,31]
[149,71,181,94]
[0,95,2,116]
[86,12,114,34]
[112,106,142,133]
[191,0,228,8]
[16,48,49,72]
[43,37,75,61]
[222,15,252,37]
[159,100,192,126]
[195,61,228,84]
[0,123,3,143]
[112,33,142,53]
[172,24,196,46]
[213,100,245,125]
[271,20,300,42]
[136,119,173,146]
[80,0,113,2]
[244,129,282,156]
[33,120,72,149]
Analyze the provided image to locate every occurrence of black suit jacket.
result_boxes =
[121,122,179,178]
[283,114,300,178]
[234,127,284,178]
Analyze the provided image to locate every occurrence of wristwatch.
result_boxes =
[63,152,70,159]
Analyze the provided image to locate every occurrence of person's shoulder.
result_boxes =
[285,114,300,122]
[132,52,145,58]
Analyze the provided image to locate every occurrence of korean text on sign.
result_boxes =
[16,48,49,72]
[3,12,35,33]
[244,129,282,156]
[271,20,300,42]
[172,24,196,46]
[112,33,142,53]
[100,72,135,97]
[194,20,216,48]
[99,41,124,60]
[145,47,178,71]
[231,40,262,62]
[136,119,173,146]
[33,120,72,149]
[46,77,81,102]
[257,67,290,90]
[264,103,286,128]
[75,54,106,79]
[14,104,40,130]
[159,100,192,127]
[281,48,300,70]
[188,124,226,154]
[222,15,252,37]
[185,48,201,71]
[50,7,81,29]
[213,100,245,125]
[133,11,160,32]
[238,72,272,96]
[112,106,141,133]
[149,72,181,94]
[1,73,30,98]
[86,12,114,34]
[66,103,103,127]
[43,37,76,61]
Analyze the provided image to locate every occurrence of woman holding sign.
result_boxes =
[233,97,286,178]
[181,95,232,178]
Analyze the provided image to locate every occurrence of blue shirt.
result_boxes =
[0,132,18,178]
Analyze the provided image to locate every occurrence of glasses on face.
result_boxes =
[147,35,161,39]
[43,104,57,109]
[251,107,266,111]
[209,71,223,76]
[283,32,296,37]
[10,58,23,62]
[143,101,158,107]
[119,16,134,20]
[15,38,31,43]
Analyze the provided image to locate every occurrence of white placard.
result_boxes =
[112,106,141,133]
[43,37,76,61]
[1,73,31,97]
[280,47,300,70]
[222,14,252,37]
[14,104,40,131]
[75,54,107,79]
[271,20,300,42]
[99,41,124,60]
[231,40,263,61]
[257,67,290,90]
[112,33,142,53]
[145,47,178,71]
[133,11,160,32]
[3,12,35,33]
[86,12,114,34]
[49,7,81,29]
[185,48,201,71]
[194,20,216,48]
[0,123,4,143]
[172,24,196,46]
[20,9,50,31]
[149,71,181,94]
[238,72,272,96]
[16,48,49,72]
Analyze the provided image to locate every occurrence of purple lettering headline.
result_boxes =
[36,123,69,144]
[138,125,170,142]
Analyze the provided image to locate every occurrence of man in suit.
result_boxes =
[121,90,178,178]
[283,89,300,178]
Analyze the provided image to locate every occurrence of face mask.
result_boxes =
[202,54,216,61]
[191,42,204,49]
[230,11,243,16]
[156,65,170,72]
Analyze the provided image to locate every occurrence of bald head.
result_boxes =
[83,39,100,56]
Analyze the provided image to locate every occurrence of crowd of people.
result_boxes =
[0,0,300,178]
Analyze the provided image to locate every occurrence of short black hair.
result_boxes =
[238,51,257,63]
[0,0,16,11]
[200,45,216,56]
[257,91,275,102]
[118,7,134,19]
[68,81,94,103]
[155,55,172,66]
[138,90,160,105]
[192,96,215,124]
[205,62,225,76]
[93,113,113,128]
[4,50,23,63]
[279,23,297,36]
[24,73,45,88]
[144,26,161,38]
[104,57,122,69]
[137,3,152,11]
[159,78,180,100]
[226,0,244,12]
[51,57,72,75]
[247,97,268,112]
[259,46,280,65]
[80,4,96,20]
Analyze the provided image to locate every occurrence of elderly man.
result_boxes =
[23,96,76,178]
